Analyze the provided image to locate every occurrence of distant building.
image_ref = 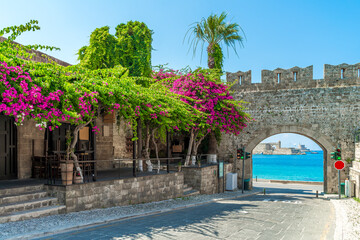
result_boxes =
[298,144,311,153]
[253,141,305,155]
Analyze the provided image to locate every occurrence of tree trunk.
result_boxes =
[207,43,215,69]
[192,132,209,165]
[67,121,91,181]
[207,42,218,155]
[185,129,195,166]
[137,119,143,172]
[151,128,160,173]
[144,122,152,172]
[208,131,217,154]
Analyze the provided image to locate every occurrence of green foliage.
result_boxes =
[185,12,245,69]
[77,26,119,70]
[78,21,153,77]
[345,158,354,164]
[116,21,153,77]
[209,43,223,70]
[0,20,60,65]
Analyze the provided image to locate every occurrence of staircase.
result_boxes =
[0,184,65,223]
[183,184,200,197]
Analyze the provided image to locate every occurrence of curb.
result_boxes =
[10,190,261,240]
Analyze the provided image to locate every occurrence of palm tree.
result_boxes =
[185,12,246,155]
[185,12,245,70]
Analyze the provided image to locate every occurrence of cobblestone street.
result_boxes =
[38,182,335,240]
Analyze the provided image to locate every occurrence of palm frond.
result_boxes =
[184,11,245,62]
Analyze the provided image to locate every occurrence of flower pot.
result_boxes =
[197,162,201,167]
[207,154,217,164]
[60,163,73,185]
[73,173,83,184]
[191,155,196,166]
[178,165,182,172]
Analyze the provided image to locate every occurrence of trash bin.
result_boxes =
[341,183,345,195]
[244,178,250,190]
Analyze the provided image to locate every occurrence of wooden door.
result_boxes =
[0,116,17,180]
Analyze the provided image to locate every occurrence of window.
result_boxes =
[341,69,345,79]
[277,73,281,83]
[239,75,242,85]
[293,72,297,81]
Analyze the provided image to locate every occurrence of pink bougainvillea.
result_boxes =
[0,61,102,133]
[154,69,248,136]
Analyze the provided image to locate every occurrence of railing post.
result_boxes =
[133,137,137,177]
[166,131,170,173]
[118,158,121,179]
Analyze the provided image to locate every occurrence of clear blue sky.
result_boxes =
[262,134,321,151]
[0,0,358,150]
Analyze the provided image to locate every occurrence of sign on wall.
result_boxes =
[219,161,224,178]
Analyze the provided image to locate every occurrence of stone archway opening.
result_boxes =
[238,125,336,193]
[252,133,325,190]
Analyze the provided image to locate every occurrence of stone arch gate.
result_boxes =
[245,125,332,193]
[219,63,360,193]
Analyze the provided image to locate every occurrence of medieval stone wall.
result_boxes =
[349,142,360,197]
[17,120,46,179]
[182,163,233,194]
[113,119,133,166]
[46,172,184,213]
[222,63,360,193]
[94,117,115,170]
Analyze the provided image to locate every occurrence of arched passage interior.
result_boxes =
[243,125,334,193]
[252,133,324,183]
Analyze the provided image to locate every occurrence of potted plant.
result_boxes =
[60,161,73,185]
[177,161,182,172]
[197,159,201,167]
[74,171,83,184]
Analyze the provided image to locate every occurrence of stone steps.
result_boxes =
[0,183,65,223]
[0,197,58,214]
[0,184,44,196]
[0,191,48,205]
[183,186,193,192]
[183,189,200,197]
[0,205,66,223]
[182,184,200,197]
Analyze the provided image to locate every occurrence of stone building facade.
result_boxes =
[221,63,360,193]
[0,38,131,180]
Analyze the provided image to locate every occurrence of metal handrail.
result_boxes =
[46,157,184,186]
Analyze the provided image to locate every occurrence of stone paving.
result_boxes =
[37,182,335,240]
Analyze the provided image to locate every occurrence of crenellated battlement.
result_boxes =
[324,63,360,80]
[227,63,360,91]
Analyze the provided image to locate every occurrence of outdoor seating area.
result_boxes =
[31,154,185,186]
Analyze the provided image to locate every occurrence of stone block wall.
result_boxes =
[349,142,360,197]
[223,62,360,193]
[15,116,127,178]
[227,63,360,92]
[46,172,184,213]
[183,163,234,194]
[17,120,46,179]
[113,119,133,164]
[261,66,313,85]
[95,118,115,170]
[324,63,360,81]
[228,70,252,86]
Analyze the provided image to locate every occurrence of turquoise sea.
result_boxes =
[252,151,324,182]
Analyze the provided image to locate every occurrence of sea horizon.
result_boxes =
[252,150,324,182]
